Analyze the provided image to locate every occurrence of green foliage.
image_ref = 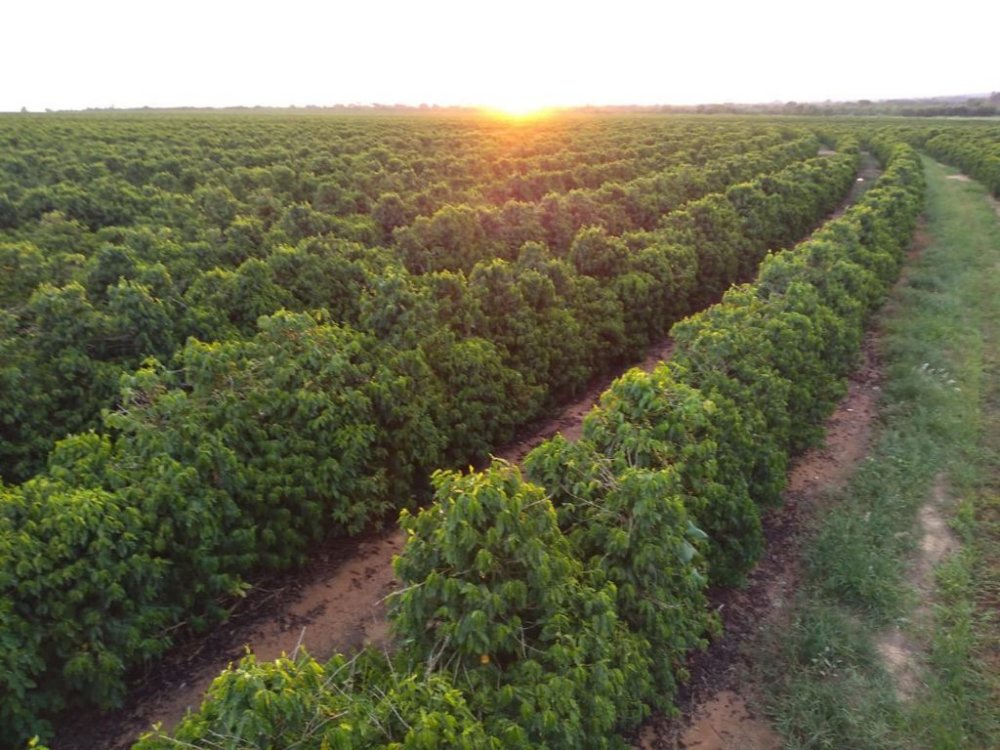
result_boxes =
[568,225,628,277]
[918,127,1000,196]
[0,243,47,306]
[423,335,538,464]
[110,311,444,557]
[135,650,504,750]
[0,479,175,740]
[525,438,714,699]
[392,465,651,748]
[660,192,746,305]
[396,204,488,274]
[0,116,935,745]
[750,156,999,750]
[372,191,411,241]
[579,364,764,582]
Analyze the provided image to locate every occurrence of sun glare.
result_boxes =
[481,97,555,121]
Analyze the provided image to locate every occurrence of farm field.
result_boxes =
[0,113,997,749]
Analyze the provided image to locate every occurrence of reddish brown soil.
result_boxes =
[55,527,405,749]
[674,691,783,750]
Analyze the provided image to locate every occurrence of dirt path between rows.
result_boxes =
[56,152,873,750]
[829,150,881,221]
[497,336,676,464]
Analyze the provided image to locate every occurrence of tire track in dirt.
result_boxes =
[874,476,960,704]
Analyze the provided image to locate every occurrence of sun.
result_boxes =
[481,95,555,121]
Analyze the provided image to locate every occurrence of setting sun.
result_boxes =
[478,92,556,121]
[482,105,554,122]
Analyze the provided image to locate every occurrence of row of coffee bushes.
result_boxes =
[0,133,848,488]
[0,118,792,239]
[133,140,922,749]
[436,149,859,423]
[393,134,821,272]
[0,131,819,484]
[0,116,644,229]
[0,139,854,493]
[0,150,857,743]
[467,123,795,206]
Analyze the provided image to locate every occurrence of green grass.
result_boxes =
[752,158,1000,749]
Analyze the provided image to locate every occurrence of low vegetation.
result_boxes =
[752,157,1000,749]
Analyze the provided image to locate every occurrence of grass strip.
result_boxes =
[754,157,1000,749]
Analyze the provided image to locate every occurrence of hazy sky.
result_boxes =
[4,0,997,113]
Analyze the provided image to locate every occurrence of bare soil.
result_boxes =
[676,692,783,750]
[826,152,882,222]
[914,477,961,595]
[56,527,405,749]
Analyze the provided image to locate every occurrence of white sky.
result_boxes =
[3,0,997,112]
